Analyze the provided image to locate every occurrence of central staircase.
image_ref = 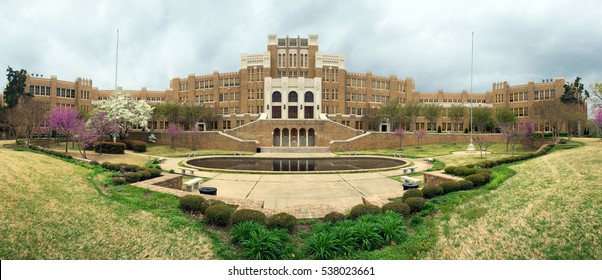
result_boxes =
[259,146,331,153]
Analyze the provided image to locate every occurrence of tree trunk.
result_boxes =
[65,136,69,153]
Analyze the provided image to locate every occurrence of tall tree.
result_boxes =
[379,101,403,130]
[533,100,562,139]
[403,102,423,131]
[48,106,83,153]
[561,76,589,104]
[448,105,466,133]
[393,128,405,150]
[590,83,602,103]
[86,110,119,155]
[593,108,602,138]
[154,102,182,124]
[167,123,182,151]
[363,106,382,131]
[3,66,31,108]
[472,107,494,133]
[521,119,535,147]
[415,129,426,147]
[495,108,517,128]
[3,100,49,145]
[422,103,441,131]
[201,105,219,130]
[182,103,204,131]
[97,90,153,139]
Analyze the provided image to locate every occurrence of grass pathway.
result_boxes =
[0,147,214,259]
[425,139,602,259]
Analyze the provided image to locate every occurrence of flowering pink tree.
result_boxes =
[594,108,602,138]
[86,110,120,155]
[521,119,535,147]
[47,106,83,153]
[416,129,427,147]
[73,126,96,159]
[393,127,406,150]
[167,123,183,150]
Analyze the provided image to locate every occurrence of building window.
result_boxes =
[304,91,314,102]
[272,106,282,119]
[272,91,282,102]
[278,39,285,46]
[288,106,298,119]
[288,91,298,102]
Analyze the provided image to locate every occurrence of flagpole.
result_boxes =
[467,31,476,153]
[115,29,119,90]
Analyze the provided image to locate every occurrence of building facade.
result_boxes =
[22,34,572,134]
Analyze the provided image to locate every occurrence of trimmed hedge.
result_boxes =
[349,204,381,219]
[405,197,427,212]
[477,171,491,182]
[119,140,147,153]
[230,209,267,226]
[457,180,474,190]
[444,166,457,174]
[381,201,410,217]
[204,204,232,227]
[422,185,444,198]
[466,174,487,187]
[322,212,346,223]
[200,199,226,214]
[179,195,206,212]
[454,166,478,177]
[112,176,126,185]
[402,189,423,200]
[267,212,297,233]
[440,181,462,194]
[94,141,125,154]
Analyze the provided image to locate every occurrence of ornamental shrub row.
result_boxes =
[118,139,147,153]
[93,141,125,154]
[28,145,74,160]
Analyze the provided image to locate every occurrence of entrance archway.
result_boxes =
[282,128,289,147]
[308,128,315,146]
[273,128,280,146]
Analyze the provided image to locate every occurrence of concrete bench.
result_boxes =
[424,158,434,163]
[157,157,166,163]
[348,153,357,156]
[187,153,196,157]
[183,178,203,191]
[399,176,420,184]
[400,166,418,174]
[179,167,196,175]
[233,152,242,156]
[393,153,403,158]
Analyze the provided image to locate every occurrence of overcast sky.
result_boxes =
[1,0,601,94]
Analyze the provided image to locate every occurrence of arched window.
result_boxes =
[272,91,282,102]
[288,91,298,102]
[304,91,314,102]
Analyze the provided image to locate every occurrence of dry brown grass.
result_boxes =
[0,146,213,259]
[425,138,602,259]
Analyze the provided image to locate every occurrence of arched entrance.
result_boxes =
[282,128,289,147]
[308,128,315,146]
[273,128,280,146]
[299,128,306,146]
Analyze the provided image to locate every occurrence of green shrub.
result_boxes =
[101,162,111,169]
[137,171,152,180]
[168,169,175,174]
[422,185,444,198]
[120,140,147,152]
[112,176,126,185]
[381,201,410,217]
[465,163,476,168]
[89,160,99,166]
[330,223,357,256]
[230,209,267,226]
[405,197,427,212]
[145,168,162,177]
[230,221,265,244]
[94,141,125,154]
[305,231,341,260]
[455,166,478,176]
[179,195,206,212]
[352,220,385,250]
[465,174,486,187]
[476,171,491,182]
[322,211,346,223]
[122,172,141,183]
[444,166,457,174]
[410,216,424,226]
[124,164,141,172]
[199,199,226,214]
[440,181,462,194]
[375,212,408,244]
[457,180,474,190]
[267,212,297,233]
[204,204,232,227]
[349,204,381,219]
[241,227,295,260]
[402,189,423,200]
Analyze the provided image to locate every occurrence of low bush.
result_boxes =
[230,209,267,226]
[465,163,476,168]
[241,228,295,260]
[179,195,206,212]
[457,180,475,190]
[305,231,341,260]
[120,140,147,152]
[101,162,111,169]
[465,174,486,187]
[144,168,162,177]
[353,220,386,250]
[204,204,232,227]
[476,171,491,182]
[230,221,265,244]
[122,172,141,183]
[89,160,99,166]
[112,176,126,185]
[422,185,444,198]
[267,212,297,233]
[322,211,346,223]
[93,141,125,154]
[349,204,381,219]
[402,189,423,200]
[199,199,226,214]
[405,197,427,212]
[381,201,410,217]
[375,212,408,245]
[444,166,457,174]
[440,181,462,194]
[454,166,478,177]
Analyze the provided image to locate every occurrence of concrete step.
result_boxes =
[259,146,331,153]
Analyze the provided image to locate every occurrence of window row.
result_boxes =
[346,93,368,102]
[195,94,215,104]
[247,88,264,100]
[221,107,241,115]
[271,91,314,103]
[219,78,240,87]
[371,95,390,103]
[346,78,367,88]
[372,80,390,90]
[277,38,308,47]
[277,70,309,78]
[345,107,367,115]
[247,68,264,82]
[195,80,214,89]
[277,53,309,68]
[509,91,528,102]
[534,89,555,100]
[323,68,338,82]
[30,85,50,96]
[56,88,76,98]
[179,82,188,91]
[218,92,240,102]
[247,106,264,114]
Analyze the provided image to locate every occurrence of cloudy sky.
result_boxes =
[1,0,601,94]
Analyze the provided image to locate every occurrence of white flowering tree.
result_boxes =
[97,90,153,140]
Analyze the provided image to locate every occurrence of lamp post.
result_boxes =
[467,32,476,153]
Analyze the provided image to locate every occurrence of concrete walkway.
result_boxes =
[155,153,433,210]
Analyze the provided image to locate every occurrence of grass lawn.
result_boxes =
[43,142,150,166]
[144,143,254,158]
[0,144,215,259]
[336,142,535,159]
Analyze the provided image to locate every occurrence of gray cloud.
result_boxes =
[1,0,601,94]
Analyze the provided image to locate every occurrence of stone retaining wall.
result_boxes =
[128,131,258,152]
[423,171,463,186]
